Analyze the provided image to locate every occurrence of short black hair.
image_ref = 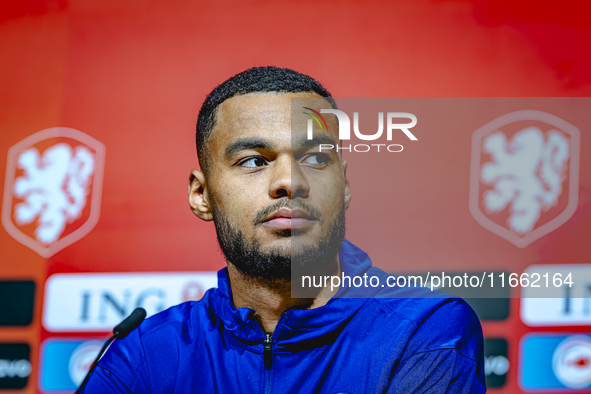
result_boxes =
[196,66,334,174]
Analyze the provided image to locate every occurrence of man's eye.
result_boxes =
[239,157,268,168]
[302,153,331,166]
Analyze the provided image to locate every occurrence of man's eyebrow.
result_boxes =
[295,135,337,150]
[225,138,274,158]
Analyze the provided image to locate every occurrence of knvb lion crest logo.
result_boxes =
[2,127,105,257]
[469,111,580,248]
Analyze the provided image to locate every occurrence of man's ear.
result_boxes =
[342,161,352,210]
[188,169,213,221]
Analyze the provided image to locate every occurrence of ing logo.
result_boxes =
[469,111,580,248]
[2,127,106,257]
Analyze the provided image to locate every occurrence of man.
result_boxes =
[84,66,486,393]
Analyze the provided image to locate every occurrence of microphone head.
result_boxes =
[113,307,147,339]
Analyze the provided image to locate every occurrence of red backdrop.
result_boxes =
[1,0,590,392]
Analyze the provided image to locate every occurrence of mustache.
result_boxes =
[252,198,323,225]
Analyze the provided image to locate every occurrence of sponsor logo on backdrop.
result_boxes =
[470,111,580,247]
[0,280,35,326]
[68,341,103,386]
[521,265,591,326]
[2,127,106,257]
[42,272,217,332]
[0,343,31,389]
[182,281,205,302]
[39,338,107,392]
[553,336,591,389]
[484,338,509,388]
[520,334,591,390]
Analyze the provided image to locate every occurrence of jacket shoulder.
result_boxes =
[93,297,213,388]
[359,266,483,358]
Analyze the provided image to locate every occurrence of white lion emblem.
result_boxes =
[13,143,95,244]
[481,127,569,235]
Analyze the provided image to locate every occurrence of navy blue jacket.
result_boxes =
[84,240,486,393]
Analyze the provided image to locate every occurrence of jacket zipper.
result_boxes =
[264,333,273,370]
[258,313,290,394]
[264,332,273,394]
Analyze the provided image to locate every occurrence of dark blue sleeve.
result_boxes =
[388,299,486,393]
[388,348,485,393]
[82,327,151,393]
[82,366,133,393]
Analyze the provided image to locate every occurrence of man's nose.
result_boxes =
[268,156,310,199]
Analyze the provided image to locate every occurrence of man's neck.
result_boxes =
[226,258,341,333]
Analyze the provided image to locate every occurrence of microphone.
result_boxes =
[75,307,147,393]
[113,307,147,339]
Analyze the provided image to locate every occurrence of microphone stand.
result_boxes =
[75,307,147,393]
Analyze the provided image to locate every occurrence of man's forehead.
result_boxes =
[211,92,337,143]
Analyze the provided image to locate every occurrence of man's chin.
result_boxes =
[212,201,346,283]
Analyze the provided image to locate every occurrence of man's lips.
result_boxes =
[261,208,316,230]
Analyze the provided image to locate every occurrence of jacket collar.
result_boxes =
[208,239,375,346]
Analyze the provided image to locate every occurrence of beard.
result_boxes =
[210,197,346,282]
